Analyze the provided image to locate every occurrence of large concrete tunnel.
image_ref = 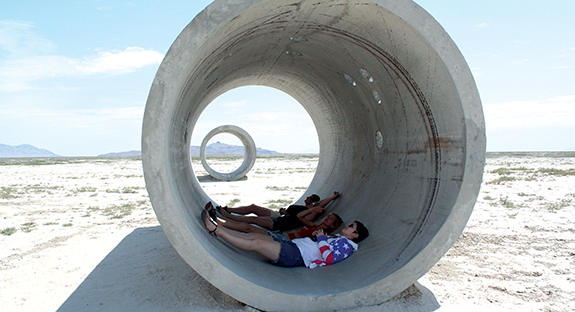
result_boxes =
[141,0,485,311]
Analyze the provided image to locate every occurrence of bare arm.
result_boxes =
[315,191,340,208]
[296,207,322,227]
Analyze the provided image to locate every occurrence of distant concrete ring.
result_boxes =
[199,125,256,181]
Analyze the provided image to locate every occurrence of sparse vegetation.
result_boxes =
[546,199,572,213]
[266,186,291,191]
[0,186,20,199]
[85,201,147,219]
[499,196,515,209]
[75,186,97,193]
[20,222,37,233]
[487,176,516,185]
[1,227,17,236]
[490,167,532,175]
[538,168,575,176]
[227,198,241,207]
[121,187,141,193]
[265,199,293,208]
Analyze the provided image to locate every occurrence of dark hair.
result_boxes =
[352,221,369,243]
[310,194,320,203]
[326,213,344,233]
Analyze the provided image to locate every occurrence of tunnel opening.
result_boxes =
[190,85,319,205]
[142,0,485,310]
[200,132,245,174]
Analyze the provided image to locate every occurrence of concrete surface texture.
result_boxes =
[200,125,257,181]
[141,0,485,311]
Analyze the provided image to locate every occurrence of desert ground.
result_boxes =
[0,153,573,311]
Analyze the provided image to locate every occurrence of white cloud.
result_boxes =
[0,20,164,91]
[476,23,487,28]
[76,47,163,75]
[2,105,143,120]
[0,20,56,56]
[0,47,163,91]
[484,96,575,129]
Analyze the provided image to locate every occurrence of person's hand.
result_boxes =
[333,191,340,198]
[279,208,287,215]
[313,229,325,237]
[313,206,325,214]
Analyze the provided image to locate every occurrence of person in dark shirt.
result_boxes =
[213,191,340,232]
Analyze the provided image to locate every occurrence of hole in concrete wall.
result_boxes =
[372,90,382,104]
[376,131,383,150]
[344,74,357,86]
[360,68,374,83]
[286,51,303,56]
[191,86,319,209]
[290,36,308,42]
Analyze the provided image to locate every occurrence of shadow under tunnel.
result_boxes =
[57,227,244,312]
[57,226,439,311]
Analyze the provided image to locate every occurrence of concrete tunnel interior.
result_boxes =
[142,0,485,310]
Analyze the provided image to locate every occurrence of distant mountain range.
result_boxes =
[0,143,278,158]
[0,144,61,158]
[190,141,278,155]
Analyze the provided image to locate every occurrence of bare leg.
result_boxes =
[225,204,274,217]
[221,226,275,241]
[219,209,275,230]
[217,217,269,235]
[205,215,281,261]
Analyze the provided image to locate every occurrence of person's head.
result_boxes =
[304,194,321,205]
[321,213,343,233]
[342,221,369,243]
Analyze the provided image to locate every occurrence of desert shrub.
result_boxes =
[499,196,515,208]
[486,176,516,185]
[0,186,20,199]
[265,199,293,208]
[538,168,575,176]
[1,227,17,236]
[266,186,290,191]
[20,222,37,233]
[227,198,241,207]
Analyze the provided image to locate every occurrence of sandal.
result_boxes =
[205,201,214,211]
[216,205,229,214]
[202,210,218,237]
[207,206,218,222]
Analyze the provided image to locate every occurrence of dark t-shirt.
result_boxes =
[272,205,307,232]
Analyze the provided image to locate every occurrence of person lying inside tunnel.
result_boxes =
[208,191,340,233]
[210,207,344,242]
[202,210,369,268]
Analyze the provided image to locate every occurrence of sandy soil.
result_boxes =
[0,153,573,311]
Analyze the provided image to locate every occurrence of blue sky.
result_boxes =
[0,1,573,156]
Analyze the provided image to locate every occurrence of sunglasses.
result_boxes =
[348,223,357,234]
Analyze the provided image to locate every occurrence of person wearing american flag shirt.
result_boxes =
[202,209,369,268]
[293,223,367,268]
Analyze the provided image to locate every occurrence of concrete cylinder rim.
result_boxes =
[141,0,485,310]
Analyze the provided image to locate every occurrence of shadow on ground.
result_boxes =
[57,226,245,312]
[57,226,440,312]
[196,175,248,182]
